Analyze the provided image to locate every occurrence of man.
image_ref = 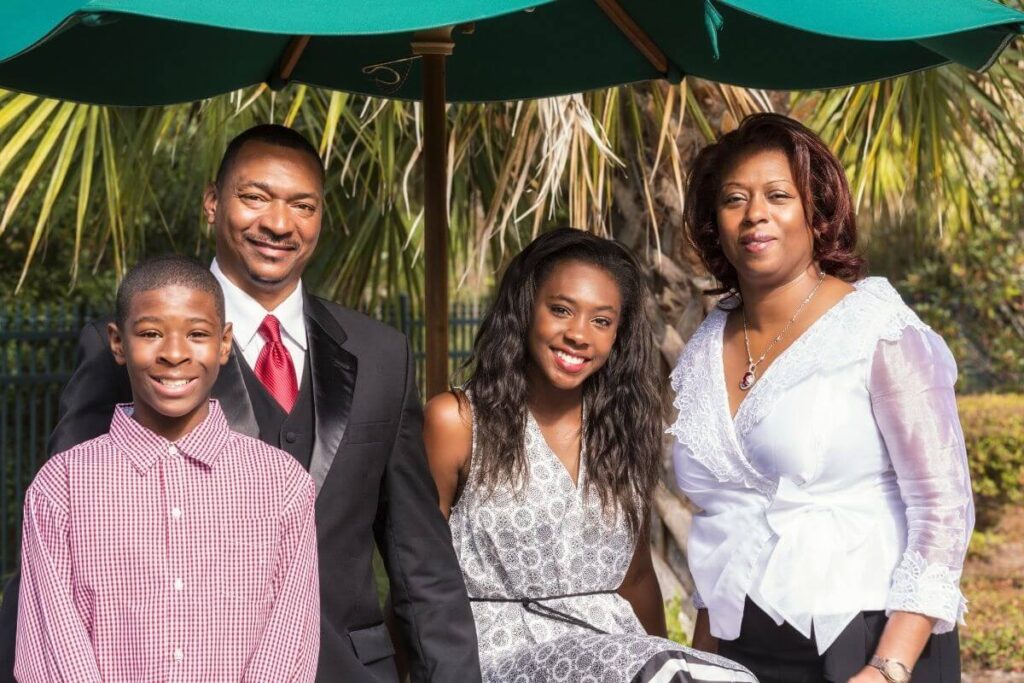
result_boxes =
[0,125,481,683]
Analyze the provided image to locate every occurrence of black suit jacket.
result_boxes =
[0,294,481,683]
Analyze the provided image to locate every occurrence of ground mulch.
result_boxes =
[962,505,1024,679]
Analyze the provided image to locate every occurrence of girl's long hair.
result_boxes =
[463,228,661,537]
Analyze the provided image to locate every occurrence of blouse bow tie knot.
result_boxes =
[758,476,881,650]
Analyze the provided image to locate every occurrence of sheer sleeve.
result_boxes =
[869,326,974,632]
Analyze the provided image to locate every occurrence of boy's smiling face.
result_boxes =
[108,285,233,442]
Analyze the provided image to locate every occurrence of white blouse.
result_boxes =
[668,277,974,654]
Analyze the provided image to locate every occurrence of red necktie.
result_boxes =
[254,315,298,412]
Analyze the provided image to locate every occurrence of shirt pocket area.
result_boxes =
[219,517,280,606]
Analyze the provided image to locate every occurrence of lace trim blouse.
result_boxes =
[668,277,974,653]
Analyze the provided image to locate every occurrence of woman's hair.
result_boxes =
[463,228,661,537]
[684,113,865,293]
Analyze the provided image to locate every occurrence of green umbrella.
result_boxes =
[2,0,1022,395]
[2,0,1022,103]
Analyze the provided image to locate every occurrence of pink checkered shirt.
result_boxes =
[15,400,320,683]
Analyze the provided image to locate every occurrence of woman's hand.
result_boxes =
[848,665,886,682]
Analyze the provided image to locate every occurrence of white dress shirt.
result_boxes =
[669,277,974,654]
[210,259,307,383]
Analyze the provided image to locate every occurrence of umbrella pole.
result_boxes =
[413,29,454,399]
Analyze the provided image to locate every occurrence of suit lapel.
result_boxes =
[213,342,259,438]
[305,295,357,494]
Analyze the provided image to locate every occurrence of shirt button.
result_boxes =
[285,431,297,444]
[173,648,183,662]
[171,507,182,519]
[173,578,184,591]
[168,445,179,457]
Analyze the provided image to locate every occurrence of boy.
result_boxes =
[14,256,319,682]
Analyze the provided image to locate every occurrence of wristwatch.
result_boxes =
[869,655,912,682]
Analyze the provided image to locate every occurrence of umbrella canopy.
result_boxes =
[0,0,1022,105]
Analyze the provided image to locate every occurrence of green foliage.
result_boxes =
[961,592,1024,675]
[885,221,1024,393]
[793,36,1024,241]
[958,394,1024,530]
[663,596,691,646]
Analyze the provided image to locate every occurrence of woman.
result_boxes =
[669,113,974,682]
[425,228,756,683]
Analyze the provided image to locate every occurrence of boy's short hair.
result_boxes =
[115,255,225,328]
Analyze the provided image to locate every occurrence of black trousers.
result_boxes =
[718,599,961,682]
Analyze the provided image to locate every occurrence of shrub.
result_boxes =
[893,225,1024,394]
[960,502,1024,673]
[961,572,1024,673]
[958,394,1024,530]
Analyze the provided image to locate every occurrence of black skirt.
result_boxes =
[717,599,961,682]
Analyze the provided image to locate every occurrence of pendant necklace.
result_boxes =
[739,271,826,391]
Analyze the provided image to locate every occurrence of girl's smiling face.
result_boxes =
[527,260,621,393]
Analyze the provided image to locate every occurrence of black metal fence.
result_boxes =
[0,296,485,576]
[378,297,487,392]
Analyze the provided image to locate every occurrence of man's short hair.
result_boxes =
[214,124,325,189]
[115,255,225,328]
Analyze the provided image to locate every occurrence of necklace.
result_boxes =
[739,271,826,391]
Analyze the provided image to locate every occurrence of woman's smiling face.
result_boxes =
[527,260,621,392]
[716,148,815,290]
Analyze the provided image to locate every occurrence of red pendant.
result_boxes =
[739,370,756,391]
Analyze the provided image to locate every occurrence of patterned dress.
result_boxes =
[449,401,757,683]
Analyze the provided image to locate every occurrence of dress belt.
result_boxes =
[469,589,617,634]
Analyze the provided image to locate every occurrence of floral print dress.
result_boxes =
[449,401,757,683]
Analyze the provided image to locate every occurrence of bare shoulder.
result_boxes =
[424,391,473,441]
[825,274,856,298]
[423,391,473,468]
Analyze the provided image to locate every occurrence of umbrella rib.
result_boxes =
[593,0,668,75]
[271,35,312,89]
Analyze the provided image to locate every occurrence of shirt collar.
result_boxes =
[210,258,307,354]
[109,400,232,474]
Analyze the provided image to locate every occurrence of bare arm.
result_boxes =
[422,392,473,519]
[691,609,718,653]
[849,612,935,682]
[617,530,668,638]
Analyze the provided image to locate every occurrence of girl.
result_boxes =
[425,228,755,683]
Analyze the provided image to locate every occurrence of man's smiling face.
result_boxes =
[204,140,323,305]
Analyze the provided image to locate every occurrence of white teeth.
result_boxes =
[158,379,190,387]
[555,350,585,366]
